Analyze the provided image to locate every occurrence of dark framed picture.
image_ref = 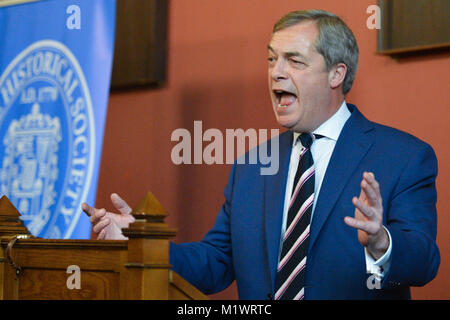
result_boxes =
[110,0,168,90]
[378,0,450,55]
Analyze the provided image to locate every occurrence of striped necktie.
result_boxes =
[274,133,321,300]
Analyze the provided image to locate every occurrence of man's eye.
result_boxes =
[291,59,303,65]
[267,57,276,63]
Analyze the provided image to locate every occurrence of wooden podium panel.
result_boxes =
[0,194,208,300]
[1,239,127,299]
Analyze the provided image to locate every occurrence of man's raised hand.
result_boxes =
[82,193,135,240]
[344,172,389,260]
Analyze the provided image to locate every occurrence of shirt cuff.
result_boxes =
[365,226,392,280]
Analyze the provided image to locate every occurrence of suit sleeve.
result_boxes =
[382,142,440,288]
[169,164,236,294]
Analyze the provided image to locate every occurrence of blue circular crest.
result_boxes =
[0,40,95,238]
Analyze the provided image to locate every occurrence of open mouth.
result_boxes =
[273,89,297,108]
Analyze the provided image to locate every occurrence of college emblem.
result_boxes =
[0,40,95,238]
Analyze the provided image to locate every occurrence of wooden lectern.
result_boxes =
[0,193,208,300]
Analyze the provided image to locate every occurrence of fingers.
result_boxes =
[111,193,132,216]
[346,172,388,252]
[92,216,110,234]
[82,203,107,223]
[352,196,375,219]
[361,172,381,207]
[344,216,377,234]
[83,204,109,238]
[365,172,380,194]
[345,171,383,234]
[91,208,106,224]
[97,228,106,240]
[82,193,132,240]
[83,193,131,218]
[82,202,107,224]
[82,202,95,216]
[353,172,382,220]
[82,203,109,238]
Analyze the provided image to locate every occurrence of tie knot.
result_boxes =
[298,133,314,149]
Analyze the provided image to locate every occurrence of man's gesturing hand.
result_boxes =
[82,193,135,240]
[344,172,389,260]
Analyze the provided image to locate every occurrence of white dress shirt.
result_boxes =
[280,101,391,280]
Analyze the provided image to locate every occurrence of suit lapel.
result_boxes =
[264,130,293,292]
[263,105,374,292]
[308,104,375,253]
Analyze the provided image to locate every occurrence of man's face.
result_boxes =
[268,21,335,133]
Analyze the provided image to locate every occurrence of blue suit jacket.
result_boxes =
[170,104,440,299]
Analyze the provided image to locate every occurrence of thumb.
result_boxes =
[110,193,132,216]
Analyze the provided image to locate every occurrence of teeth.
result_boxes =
[278,103,288,108]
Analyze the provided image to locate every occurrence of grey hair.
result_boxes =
[273,10,359,95]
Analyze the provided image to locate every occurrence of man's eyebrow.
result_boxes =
[285,51,303,58]
[267,45,306,59]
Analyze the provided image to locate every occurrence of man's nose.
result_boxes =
[270,60,288,81]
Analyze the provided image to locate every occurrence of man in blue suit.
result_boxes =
[83,10,439,299]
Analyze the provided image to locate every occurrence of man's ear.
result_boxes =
[329,63,347,90]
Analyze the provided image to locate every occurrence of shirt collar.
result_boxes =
[292,101,351,146]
